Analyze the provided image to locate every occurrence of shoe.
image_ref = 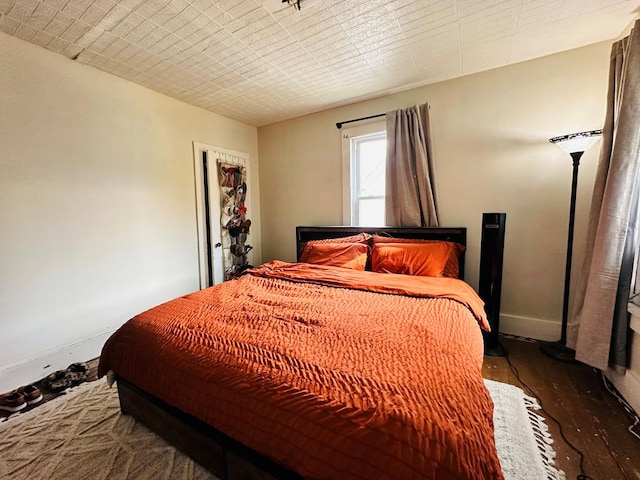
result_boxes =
[0,391,26,412]
[66,362,89,386]
[43,369,69,392]
[17,385,43,405]
[43,362,90,392]
[240,219,251,232]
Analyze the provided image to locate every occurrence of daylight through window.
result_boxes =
[351,132,386,226]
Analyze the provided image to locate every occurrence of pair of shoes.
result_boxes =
[43,362,90,392]
[0,384,43,412]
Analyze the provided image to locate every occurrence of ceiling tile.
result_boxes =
[43,11,74,36]
[7,0,38,23]
[38,0,68,10]
[31,29,55,47]
[29,3,58,30]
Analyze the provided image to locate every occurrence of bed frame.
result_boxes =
[116,225,468,480]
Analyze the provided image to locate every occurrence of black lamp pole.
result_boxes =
[561,151,583,345]
[540,129,602,362]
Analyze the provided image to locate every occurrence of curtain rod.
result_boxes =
[336,113,385,129]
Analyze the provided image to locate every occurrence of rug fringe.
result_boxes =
[524,395,567,480]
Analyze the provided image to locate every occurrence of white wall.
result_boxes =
[258,41,611,342]
[0,32,260,391]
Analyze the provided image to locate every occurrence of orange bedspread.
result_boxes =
[99,261,503,480]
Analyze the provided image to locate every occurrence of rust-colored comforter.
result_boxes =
[99,261,503,480]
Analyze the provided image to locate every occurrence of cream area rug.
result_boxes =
[485,379,566,480]
[0,379,565,480]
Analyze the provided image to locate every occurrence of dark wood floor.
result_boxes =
[3,337,640,479]
[0,361,99,419]
[483,336,640,480]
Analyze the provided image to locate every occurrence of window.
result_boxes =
[341,123,386,226]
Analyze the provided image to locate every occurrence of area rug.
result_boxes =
[485,379,566,480]
[0,379,565,479]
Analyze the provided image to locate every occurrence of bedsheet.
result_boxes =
[99,261,503,480]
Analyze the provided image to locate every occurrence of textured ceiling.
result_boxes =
[1,0,637,126]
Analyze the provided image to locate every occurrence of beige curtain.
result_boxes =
[385,103,439,226]
[568,20,640,371]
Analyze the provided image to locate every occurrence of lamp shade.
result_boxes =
[549,129,603,154]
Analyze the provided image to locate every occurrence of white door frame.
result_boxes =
[193,142,251,289]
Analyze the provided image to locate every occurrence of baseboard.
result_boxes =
[499,314,561,342]
[0,331,114,393]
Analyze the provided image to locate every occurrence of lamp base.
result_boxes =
[539,341,578,364]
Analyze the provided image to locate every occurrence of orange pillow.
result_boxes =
[300,242,369,270]
[302,233,371,247]
[298,233,371,262]
[371,242,456,277]
[371,236,465,278]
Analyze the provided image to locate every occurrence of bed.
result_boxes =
[98,226,503,480]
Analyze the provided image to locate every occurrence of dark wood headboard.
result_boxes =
[295,226,467,280]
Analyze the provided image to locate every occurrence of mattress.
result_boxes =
[99,260,503,480]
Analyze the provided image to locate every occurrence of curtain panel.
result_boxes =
[384,103,439,227]
[568,20,640,371]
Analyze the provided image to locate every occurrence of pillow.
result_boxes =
[298,233,371,261]
[371,235,466,278]
[302,233,371,247]
[299,242,369,270]
[371,236,465,278]
[371,242,453,277]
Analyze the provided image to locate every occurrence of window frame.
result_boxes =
[340,121,386,226]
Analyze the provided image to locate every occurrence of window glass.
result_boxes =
[341,122,386,226]
[357,197,385,227]
[351,132,386,226]
[356,137,386,197]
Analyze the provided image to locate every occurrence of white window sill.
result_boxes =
[627,303,640,334]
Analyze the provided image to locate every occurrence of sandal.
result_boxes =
[43,369,69,392]
[66,362,89,386]
[43,362,90,392]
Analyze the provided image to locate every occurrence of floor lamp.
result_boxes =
[540,129,602,363]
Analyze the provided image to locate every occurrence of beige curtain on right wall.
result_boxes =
[385,103,439,227]
[568,20,640,371]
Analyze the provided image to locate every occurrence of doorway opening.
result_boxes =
[193,142,251,288]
